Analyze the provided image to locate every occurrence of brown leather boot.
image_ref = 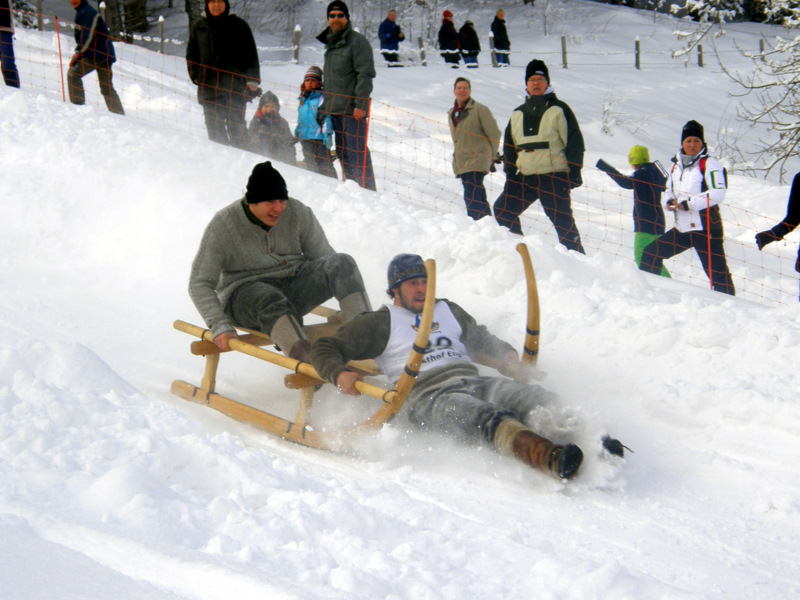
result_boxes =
[512,430,583,480]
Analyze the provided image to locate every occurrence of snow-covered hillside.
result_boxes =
[1,2,799,599]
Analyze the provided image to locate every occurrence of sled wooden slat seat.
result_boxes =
[170,260,438,451]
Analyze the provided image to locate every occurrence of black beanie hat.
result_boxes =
[525,59,550,84]
[681,120,705,143]
[246,162,288,203]
[327,1,349,19]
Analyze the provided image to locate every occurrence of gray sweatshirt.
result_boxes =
[189,198,334,337]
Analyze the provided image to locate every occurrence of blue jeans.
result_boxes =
[331,114,376,191]
[1,31,20,88]
[460,171,491,220]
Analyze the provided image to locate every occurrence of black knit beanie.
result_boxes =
[525,59,549,84]
[246,162,288,203]
[681,120,705,143]
[327,1,349,19]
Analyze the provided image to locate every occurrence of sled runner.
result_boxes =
[171,246,540,451]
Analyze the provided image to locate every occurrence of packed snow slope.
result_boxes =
[2,3,800,599]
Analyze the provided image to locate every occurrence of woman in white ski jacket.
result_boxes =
[639,120,735,295]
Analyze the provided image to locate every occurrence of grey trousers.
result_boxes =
[408,373,555,446]
[225,253,366,334]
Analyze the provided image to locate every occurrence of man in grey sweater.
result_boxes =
[189,161,371,361]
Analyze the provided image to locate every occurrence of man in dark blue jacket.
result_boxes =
[1,0,20,87]
[67,0,124,114]
[596,146,670,276]
[378,9,404,66]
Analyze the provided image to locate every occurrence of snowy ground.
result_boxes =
[2,2,800,599]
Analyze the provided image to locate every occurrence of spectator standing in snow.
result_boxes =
[378,9,404,66]
[448,77,502,220]
[189,161,372,364]
[493,59,586,253]
[755,171,800,285]
[316,1,376,190]
[67,0,124,114]
[458,19,480,68]
[249,90,297,166]
[639,120,735,295]
[295,66,336,179]
[596,146,670,276]
[1,0,20,87]
[438,10,460,67]
[491,8,510,67]
[186,0,260,148]
[311,253,610,481]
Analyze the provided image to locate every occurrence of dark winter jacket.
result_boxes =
[186,8,260,104]
[248,91,297,166]
[438,20,459,52]
[458,23,480,57]
[316,21,375,117]
[1,0,13,33]
[503,90,584,185]
[378,18,404,51]
[72,0,115,64]
[491,16,510,50]
[757,172,800,272]
[596,160,667,235]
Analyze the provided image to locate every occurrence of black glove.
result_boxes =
[568,168,583,189]
[755,230,778,250]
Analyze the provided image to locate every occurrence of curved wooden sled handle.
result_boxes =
[516,243,540,365]
[171,259,437,451]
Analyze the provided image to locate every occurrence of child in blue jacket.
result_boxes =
[295,66,336,179]
[597,145,670,276]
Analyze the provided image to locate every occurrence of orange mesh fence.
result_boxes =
[4,10,798,306]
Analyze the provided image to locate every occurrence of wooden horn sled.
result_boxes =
[170,260,438,451]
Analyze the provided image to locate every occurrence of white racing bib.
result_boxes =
[376,301,471,383]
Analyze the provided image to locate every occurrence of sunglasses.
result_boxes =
[328,12,346,19]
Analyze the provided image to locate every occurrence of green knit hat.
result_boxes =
[628,145,650,166]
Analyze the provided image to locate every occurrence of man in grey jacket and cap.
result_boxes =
[189,161,372,362]
[316,1,377,190]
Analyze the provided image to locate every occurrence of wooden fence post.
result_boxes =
[418,36,426,67]
[489,32,497,67]
[561,35,568,69]
[293,25,301,64]
[36,0,43,31]
[635,37,640,70]
[698,44,703,68]
[158,15,164,54]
